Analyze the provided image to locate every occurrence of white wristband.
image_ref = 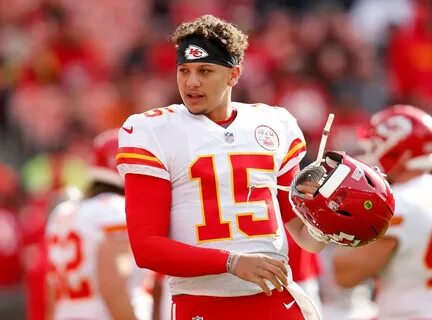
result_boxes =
[226,252,239,274]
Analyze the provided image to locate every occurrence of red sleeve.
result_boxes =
[277,165,322,281]
[287,232,322,281]
[277,164,300,224]
[125,174,229,277]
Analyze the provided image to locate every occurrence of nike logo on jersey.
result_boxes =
[122,126,133,134]
[283,300,296,309]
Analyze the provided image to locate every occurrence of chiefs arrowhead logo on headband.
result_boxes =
[177,37,237,67]
[185,45,209,60]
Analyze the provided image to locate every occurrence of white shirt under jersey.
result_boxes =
[117,102,307,297]
[377,174,432,319]
[46,193,153,320]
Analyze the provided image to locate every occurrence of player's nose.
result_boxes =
[186,72,201,88]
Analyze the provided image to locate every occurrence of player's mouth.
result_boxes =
[186,92,205,103]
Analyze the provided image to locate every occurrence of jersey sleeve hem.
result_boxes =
[117,164,170,181]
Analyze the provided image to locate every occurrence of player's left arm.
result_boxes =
[277,166,328,253]
[333,236,397,288]
[97,233,137,320]
[285,217,328,253]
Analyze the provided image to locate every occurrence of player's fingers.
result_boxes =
[264,263,288,287]
[302,180,321,187]
[260,256,288,278]
[258,269,283,292]
[266,259,288,276]
[254,276,272,296]
[295,183,318,195]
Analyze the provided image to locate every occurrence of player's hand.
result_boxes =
[231,253,288,296]
[291,164,325,200]
[295,181,320,199]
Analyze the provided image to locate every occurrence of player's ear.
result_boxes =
[228,66,241,87]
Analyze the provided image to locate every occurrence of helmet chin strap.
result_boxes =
[288,113,336,200]
[314,113,335,166]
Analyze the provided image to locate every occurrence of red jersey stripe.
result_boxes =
[390,215,404,226]
[117,147,166,169]
[103,224,127,234]
[118,147,157,157]
[280,139,306,169]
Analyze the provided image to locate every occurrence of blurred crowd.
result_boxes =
[0,0,431,319]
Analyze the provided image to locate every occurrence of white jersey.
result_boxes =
[117,103,306,297]
[46,193,152,320]
[377,174,432,319]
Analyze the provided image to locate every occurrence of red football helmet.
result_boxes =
[290,151,395,247]
[89,129,123,187]
[358,105,432,173]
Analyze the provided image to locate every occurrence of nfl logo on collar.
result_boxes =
[192,317,204,320]
[224,132,234,143]
[185,45,208,60]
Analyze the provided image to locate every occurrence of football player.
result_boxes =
[0,163,24,320]
[319,245,378,320]
[333,105,432,319]
[117,15,393,320]
[45,130,158,320]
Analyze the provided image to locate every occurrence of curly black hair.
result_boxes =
[169,15,249,64]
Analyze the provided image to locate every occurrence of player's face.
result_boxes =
[177,63,240,121]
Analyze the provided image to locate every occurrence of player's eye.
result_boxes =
[178,68,188,74]
[200,69,212,74]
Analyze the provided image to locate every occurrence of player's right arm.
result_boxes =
[118,112,288,295]
[45,204,65,320]
[45,271,55,320]
[124,173,287,294]
[333,236,397,288]
[333,206,407,287]
[97,233,137,320]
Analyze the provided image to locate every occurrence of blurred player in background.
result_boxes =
[334,105,432,319]
[319,245,377,320]
[45,130,159,320]
[0,163,25,320]
[117,14,394,320]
